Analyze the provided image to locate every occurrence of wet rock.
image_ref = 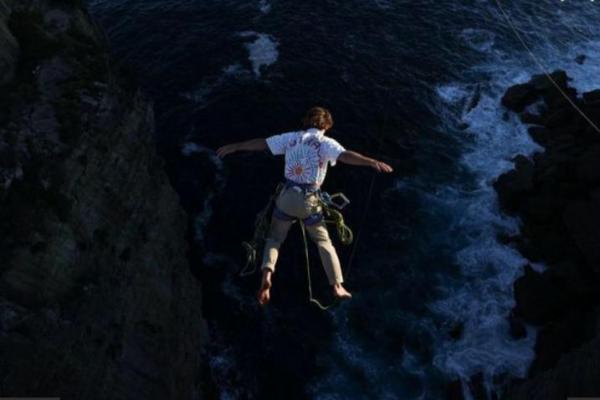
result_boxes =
[575,144,600,184]
[521,194,564,224]
[513,265,568,325]
[508,311,527,340]
[501,83,539,112]
[0,1,19,85]
[527,126,549,145]
[543,107,573,129]
[529,71,576,111]
[494,155,534,212]
[563,200,600,273]
[498,69,600,400]
[520,112,544,125]
[510,334,600,400]
[0,2,206,399]
[582,89,600,105]
[530,70,569,92]
[529,308,596,375]
[43,9,72,33]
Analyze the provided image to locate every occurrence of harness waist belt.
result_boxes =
[284,179,320,193]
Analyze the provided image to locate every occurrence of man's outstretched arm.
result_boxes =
[216,138,267,158]
[338,150,393,173]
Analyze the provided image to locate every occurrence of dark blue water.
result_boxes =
[89,1,600,398]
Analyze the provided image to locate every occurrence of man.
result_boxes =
[217,106,393,305]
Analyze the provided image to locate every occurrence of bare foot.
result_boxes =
[257,270,273,306]
[333,283,352,300]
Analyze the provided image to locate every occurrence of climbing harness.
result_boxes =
[240,182,354,310]
[494,0,600,135]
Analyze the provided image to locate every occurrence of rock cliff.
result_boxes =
[496,70,600,399]
[0,1,206,399]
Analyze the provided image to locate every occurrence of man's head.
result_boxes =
[302,106,334,131]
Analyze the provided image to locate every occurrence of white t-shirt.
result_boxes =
[266,128,346,186]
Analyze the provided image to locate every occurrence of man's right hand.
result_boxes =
[216,144,239,158]
[371,160,393,173]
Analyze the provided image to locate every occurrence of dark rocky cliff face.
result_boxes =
[496,71,600,399]
[0,1,206,399]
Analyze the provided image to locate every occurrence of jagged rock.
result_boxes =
[542,107,573,129]
[521,194,564,224]
[530,70,569,92]
[575,144,600,184]
[563,200,600,273]
[510,333,600,400]
[0,1,206,399]
[501,83,539,112]
[520,112,544,125]
[583,89,600,105]
[529,309,596,375]
[513,265,568,325]
[529,71,577,111]
[0,0,19,85]
[508,311,527,340]
[494,155,534,212]
[498,69,600,400]
[527,126,549,145]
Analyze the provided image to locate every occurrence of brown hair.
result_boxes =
[302,106,334,131]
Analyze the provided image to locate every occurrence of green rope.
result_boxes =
[321,206,353,245]
[239,183,284,276]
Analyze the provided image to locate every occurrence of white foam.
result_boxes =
[374,0,392,10]
[459,28,496,53]
[426,34,600,394]
[208,345,244,400]
[424,65,540,391]
[181,142,203,156]
[180,142,225,241]
[258,0,271,14]
[181,141,224,169]
[222,63,245,76]
[436,83,470,104]
[180,63,250,108]
[239,31,279,77]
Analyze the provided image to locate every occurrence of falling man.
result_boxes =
[217,107,393,305]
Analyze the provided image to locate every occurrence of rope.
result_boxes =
[493,0,600,134]
[241,185,354,310]
[239,183,284,276]
[321,203,354,245]
[299,220,338,311]
[344,95,393,278]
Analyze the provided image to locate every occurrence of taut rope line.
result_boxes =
[344,87,395,279]
[493,0,600,134]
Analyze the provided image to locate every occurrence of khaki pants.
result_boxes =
[260,186,344,284]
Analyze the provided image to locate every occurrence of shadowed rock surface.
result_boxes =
[496,70,600,400]
[0,1,206,399]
